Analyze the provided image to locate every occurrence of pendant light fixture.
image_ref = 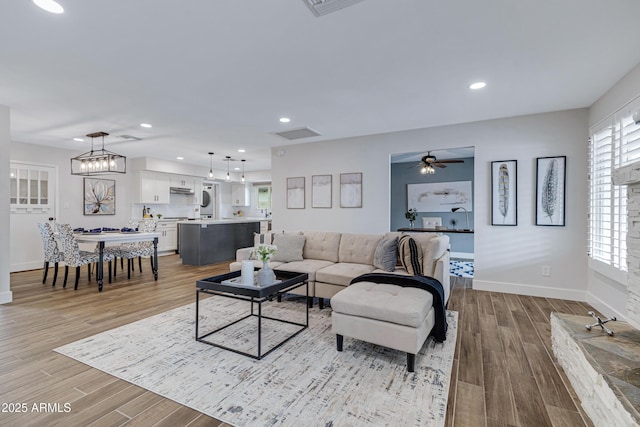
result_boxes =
[225,156,231,181]
[241,159,246,182]
[70,132,126,175]
[208,152,214,179]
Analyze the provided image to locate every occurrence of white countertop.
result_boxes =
[177,219,263,225]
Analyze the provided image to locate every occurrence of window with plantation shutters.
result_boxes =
[589,109,640,272]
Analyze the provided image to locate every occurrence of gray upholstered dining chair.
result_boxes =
[37,222,64,286]
[107,219,156,279]
[56,223,114,290]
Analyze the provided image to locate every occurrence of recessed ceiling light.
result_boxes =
[73,138,84,142]
[33,0,64,14]
[140,123,152,128]
[469,81,487,90]
[234,167,240,171]
[176,156,184,160]
[238,149,246,153]
[279,117,291,123]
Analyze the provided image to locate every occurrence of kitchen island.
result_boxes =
[178,219,260,266]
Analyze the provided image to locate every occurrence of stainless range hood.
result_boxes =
[169,187,195,195]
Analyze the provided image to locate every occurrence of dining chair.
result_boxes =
[56,223,114,290]
[37,222,64,286]
[109,219,156,279]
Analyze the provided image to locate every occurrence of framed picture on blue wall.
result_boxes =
[491,160,517,225]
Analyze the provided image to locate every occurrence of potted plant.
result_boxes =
[405,208,418,228]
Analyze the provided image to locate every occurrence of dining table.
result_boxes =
[74,231,161,291]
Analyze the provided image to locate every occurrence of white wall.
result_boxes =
[587,62,640,319]
[272,108,589,300]
[0,106,12,304]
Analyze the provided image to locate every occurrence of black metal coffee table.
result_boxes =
[195,270,309,359]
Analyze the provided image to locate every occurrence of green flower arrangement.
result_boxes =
[254,244,277,261]
[405,208,418,222]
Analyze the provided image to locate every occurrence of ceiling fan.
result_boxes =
[418,151,464,174]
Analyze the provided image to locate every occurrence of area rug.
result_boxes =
[55,296,458,427]
[450,260,474,278]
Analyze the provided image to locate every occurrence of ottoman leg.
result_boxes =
[407,353,415,372]
[307,296,313,308]
[319,298,325,310]
[336,334,343,351]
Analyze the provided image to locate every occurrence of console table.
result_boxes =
[397,228,474,233]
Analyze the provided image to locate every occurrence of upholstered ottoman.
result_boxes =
[331,273,448,372]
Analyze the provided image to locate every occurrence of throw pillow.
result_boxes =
[271,233,306,262]
[373,236,398,272]
[398,235,423,276]
[254,232,275,247]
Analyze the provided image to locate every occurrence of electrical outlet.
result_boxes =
[542,265,551,277]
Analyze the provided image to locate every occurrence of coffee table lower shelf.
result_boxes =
[195,271,309,360]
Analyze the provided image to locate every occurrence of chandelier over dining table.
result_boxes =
[70,131,127,175]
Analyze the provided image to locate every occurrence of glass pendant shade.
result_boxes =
[241,159,245,182]
[208,152,214,178]
[70,132,126,175]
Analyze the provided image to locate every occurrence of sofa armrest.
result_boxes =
[235,247,253,262]
[433,249,450,304]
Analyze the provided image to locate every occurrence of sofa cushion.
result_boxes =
[331,281,433,328]
[398,235,423,275]
[338,233,383,265]
[402,232,449,276]
[271,233,306,262]
[301,231,341,262]
[372,266,410,276]
[316,262,376,286]
[275,259,335,281]
[373,236,398,272]
[253,232,275,247]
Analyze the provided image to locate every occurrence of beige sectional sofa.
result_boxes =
[229,230,451,308]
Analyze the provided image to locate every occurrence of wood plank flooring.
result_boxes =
[0,256,596,426]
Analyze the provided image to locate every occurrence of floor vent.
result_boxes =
[274,127,322,140]
[303,0,368,17]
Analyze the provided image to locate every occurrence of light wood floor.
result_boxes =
[0,255,595,426]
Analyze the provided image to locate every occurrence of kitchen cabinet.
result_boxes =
[231,184,250,206]
[157,221,178,252]
[170,175,195,190]
[135,172,170,204]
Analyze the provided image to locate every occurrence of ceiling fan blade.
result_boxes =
[436,159,464,163]
[434,163,447,168]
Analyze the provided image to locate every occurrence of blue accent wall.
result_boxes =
[391,157,474,255]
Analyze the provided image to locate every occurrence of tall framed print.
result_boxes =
[491,160,517,225]
[312,175,332,208]
[536,156,566,226]
[340,172,362,208]
[286,177,305,209]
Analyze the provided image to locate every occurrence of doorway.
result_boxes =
[10,161,57,272]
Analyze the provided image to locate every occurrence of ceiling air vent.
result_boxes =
[274,127,322,140]
[303,0,368,17]
[118,135,143,141]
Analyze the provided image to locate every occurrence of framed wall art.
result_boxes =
[84,178,115,215]
[535,156,566,226]
[340,172,362,208]
[491,160,517,225]
[286,177,305,209]
[312,175,332,208]
[406,180,472,212]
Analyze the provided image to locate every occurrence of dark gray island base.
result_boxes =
[179,221,259,266]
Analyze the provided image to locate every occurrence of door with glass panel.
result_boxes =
[9,162,57,272]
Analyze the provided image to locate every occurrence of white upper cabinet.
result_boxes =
[231,184,250,206]
[134,171,170,204]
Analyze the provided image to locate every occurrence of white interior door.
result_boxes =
[10,162,57,272]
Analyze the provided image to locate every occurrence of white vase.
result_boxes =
[256,262,276,286]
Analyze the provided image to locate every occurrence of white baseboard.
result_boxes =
[10,261,42,273]
[585,292,627,322]
[0,290,13,304]
[473,279,587,301]
[450,252,474,260]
